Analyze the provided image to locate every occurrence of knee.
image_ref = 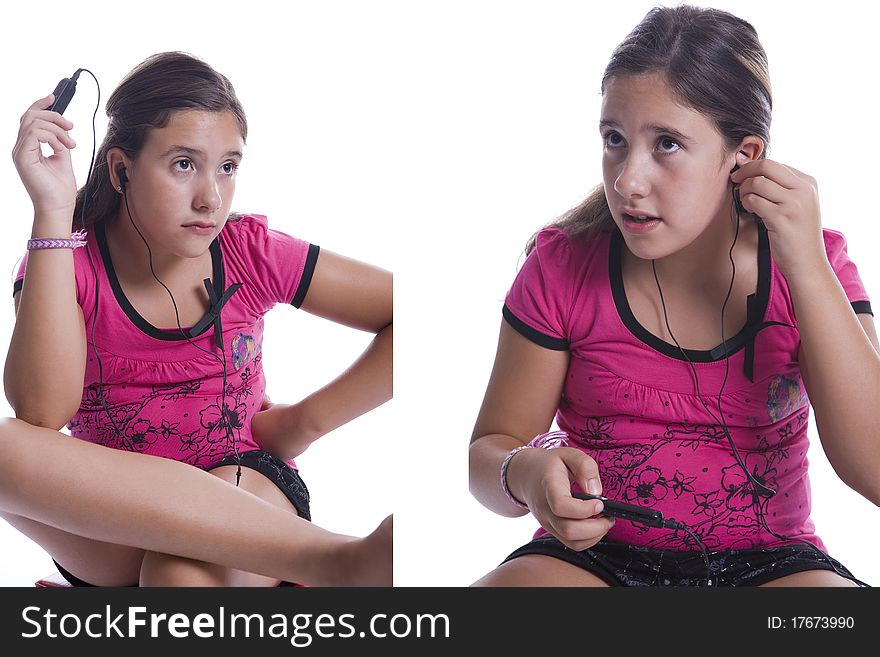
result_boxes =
[0,417,34,460]
[0,416,26,439]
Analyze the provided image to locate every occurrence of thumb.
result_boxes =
[260,395,273,411]
[558,447,602,497]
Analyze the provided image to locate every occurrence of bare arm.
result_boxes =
[5,96,87,430]
[252,249,392,459]
[4,226,87,431]
[469,320,569,515]
[469,321,612,550]
[734,159,880,505]
[794,266,880,505]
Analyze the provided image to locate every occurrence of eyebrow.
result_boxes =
[159,145,244,159]
[599,119,693,143]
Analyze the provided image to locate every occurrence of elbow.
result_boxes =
[12,409,73,433]
[858,487,880,508]
[865,486,880,508]
[8,394,79,433]
[838,470,880,508]
[374,318,392,335]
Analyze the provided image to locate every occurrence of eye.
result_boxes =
[603,131,625,149]
[173,158,194,172]
[656,137,681,154]
[220,161,240,175]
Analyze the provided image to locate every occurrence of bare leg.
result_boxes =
[0,418,391,586]
[139,465,298,587]
[471,555,611,587]
[0,512,145,586]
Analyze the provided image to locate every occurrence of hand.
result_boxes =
[249,396,315,460]
[12,95,79,217]
[730,159,828,279]
[506,446,615,551]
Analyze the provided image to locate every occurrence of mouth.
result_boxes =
[621,210,661,224]
[182,222,216,229]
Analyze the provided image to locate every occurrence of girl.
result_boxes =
[3,52,392,587]
[469,5,878,587]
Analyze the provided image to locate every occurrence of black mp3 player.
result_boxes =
[48,71,80,115]
[573,491,680,529]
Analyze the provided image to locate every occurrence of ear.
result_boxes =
[732,136,764,168]
[106,148,130,192]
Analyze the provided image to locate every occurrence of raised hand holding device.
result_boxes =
[48,70,81,116]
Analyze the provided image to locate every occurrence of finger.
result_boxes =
[29,94,56,112]
[31,127,75,154]
[731,159,801,190]
[546,481,604,521]
[25,117,77,146]
[559,447,602,495]
[553,517,616,551]
[21,106,74,132]
[737,174,789,205]
[543,469,595,519]
[17,128,65,157]
[739,192,780,220]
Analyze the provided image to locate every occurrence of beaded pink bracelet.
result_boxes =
[27,229,88,251]
[500,430,570,509]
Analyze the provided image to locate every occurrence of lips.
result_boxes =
[182,222,216,229]
[622,209,660,222]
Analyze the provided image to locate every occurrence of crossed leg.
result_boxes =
[0,417,392,586]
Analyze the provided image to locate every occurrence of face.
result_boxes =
[600,72,735,261]
[118,110,244,260]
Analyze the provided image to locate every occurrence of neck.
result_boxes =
[104,212,198,287]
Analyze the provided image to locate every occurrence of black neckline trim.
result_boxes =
[95,220,225,341]
[609,223,772,362]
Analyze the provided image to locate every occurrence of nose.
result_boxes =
[612,152,652,200]
[195,173,222,213]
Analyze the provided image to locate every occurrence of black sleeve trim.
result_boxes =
[502,304,569,351]
[853,300,873,317]
[13,279,23,297]
[291,243,320,308]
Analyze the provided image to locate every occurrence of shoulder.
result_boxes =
[219,212,310,254]
[819,226,860,271]
[526,225,609,277]
[820,226,850,253]
[821,226,846,246]
[536,224,608,250]
[221,211,270,237]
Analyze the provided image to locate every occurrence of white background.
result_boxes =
[0,0,877,588]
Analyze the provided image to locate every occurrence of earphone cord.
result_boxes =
[651,184,868,587]
[119,193,242,485]
[675,521,712,586]
[78,69,137,452]
[77,68,241,484]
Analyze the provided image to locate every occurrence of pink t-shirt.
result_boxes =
[13,213,318,470]
[504,223,872,552]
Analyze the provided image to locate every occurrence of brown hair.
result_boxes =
[528,5,772,252]
[72,52,247,229]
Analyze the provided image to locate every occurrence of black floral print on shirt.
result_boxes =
[572,382,808,551]
[69,350,264,469]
